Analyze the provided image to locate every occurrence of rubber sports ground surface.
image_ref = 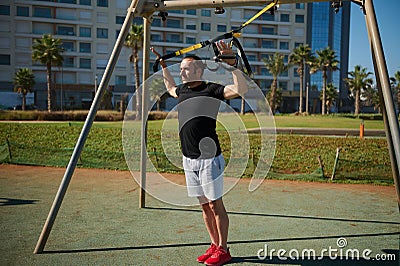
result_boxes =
[0,164,399,265]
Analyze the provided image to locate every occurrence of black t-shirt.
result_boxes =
[175,82,225,159]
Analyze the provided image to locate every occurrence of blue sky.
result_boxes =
[349,0,400,77]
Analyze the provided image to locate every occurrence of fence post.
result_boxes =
[331,147,341,181]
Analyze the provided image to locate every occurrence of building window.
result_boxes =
[280,81,288,90]
[262,27,275,35]
[280,14,290,22]
[0,5,10,16]
[116,16,124,24]
[152,18,161,27]
[80,42,91,53]
[186,37,196,44]
[166,19,181,28]
[247,55,257,61]
[201,23,211,31]
[284,55,289,63]
[293,68,300,77]
[0,54,10,65]
[151,34,162,42]
[294,82,300,91]
[133,17,142,25]
[166,33,181,43]
[186,24,196,30]
[295,14,304,23]
[97,0,108,7]
[57,26,75,36]
[280,41,289,50]
[62,41,74,52]
[80,58,91,69]
[97,28,108,38]
[116,76,126,85]
[80,0,91,5]
[80,27,91,37]
[201,9,211,17]
[33,7,52,18]
[261,13,274,21]
[296,3,305,9]
[294,42,303,48]
[217,25,227,32]
[187,10,196,15]
[63,57,74,68]
[59,0,77,4]
[261,40,276,49]
[231,25,241,31]
[260,67,270,76]
[16,6,29,17]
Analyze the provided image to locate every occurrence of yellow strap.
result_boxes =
[241,1,278,28]
[175,43,204,56]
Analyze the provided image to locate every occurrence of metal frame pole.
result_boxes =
[364,0,400,208]
[33,0,141,254]
[139,15,151,208]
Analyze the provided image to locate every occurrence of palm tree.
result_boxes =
[320,83,338,114]
[344,65,373,115]
[289,44,312,113]
[32,34,63,112]
[310,47,339,115]
[363,86,381,113]
[124,24,144,120]
[390,71,400,113]
[263,52,289,114]
[13,68,35,111]
[149,78,165,111]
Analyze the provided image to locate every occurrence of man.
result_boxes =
[151,41,247,266]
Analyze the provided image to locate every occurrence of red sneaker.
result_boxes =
[204,246,232,266]
[197,243,217,263]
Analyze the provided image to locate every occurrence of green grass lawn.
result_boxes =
[0,115,393,185]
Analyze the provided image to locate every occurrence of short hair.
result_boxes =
[183,55,205,75]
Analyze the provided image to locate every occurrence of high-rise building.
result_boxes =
[0,1,349,113]
[307,1,351,113]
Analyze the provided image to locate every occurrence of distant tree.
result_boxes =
[32,34,63,112]
[310,47,339,115]
[263,53,289,114]
[344,65,373,115]
[148,78,165,111]
[266,87,283,113]
[124,24,144,120]
[320,83,338,114]
[13,68,35,111]
[289,44,313,113]
[363,85,381,113]
[390,71,400,114]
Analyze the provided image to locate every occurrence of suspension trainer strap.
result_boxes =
[152,0,278,73]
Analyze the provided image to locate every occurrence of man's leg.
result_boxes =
[200,197,219,245]
[209,198,229,250]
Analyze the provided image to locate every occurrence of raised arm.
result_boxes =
[224,69,248,99]
[215,41,248,99]
[150,47,178,98]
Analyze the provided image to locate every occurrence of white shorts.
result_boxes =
[182,154,225,201]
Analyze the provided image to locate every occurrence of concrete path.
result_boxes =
[0,165,398,265]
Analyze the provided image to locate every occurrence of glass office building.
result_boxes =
[307,2,351,112]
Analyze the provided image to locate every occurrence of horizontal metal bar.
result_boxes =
[143,0,338,12]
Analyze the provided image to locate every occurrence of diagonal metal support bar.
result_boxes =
[33,0,143,254]
[363,0,400,209]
